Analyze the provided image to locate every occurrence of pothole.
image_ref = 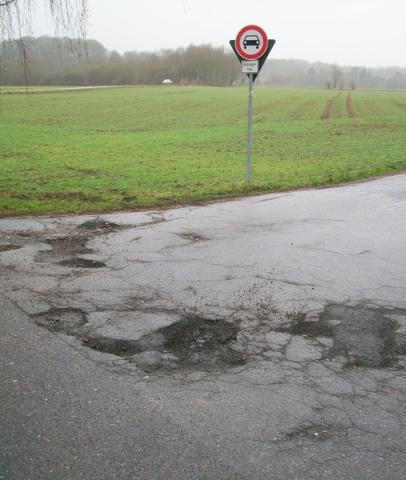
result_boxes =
[34,220,125,265]
[285,424,344,443]
[34,235,96,266]
[177,232,209,242]
[32,308,87,336]
[286,304,406,368]
[40,236,93,257]
[83,315,246,372]
[149,315,244,369]
[77,218,121,233]
[59,258,106,269]
[0,244,21,252]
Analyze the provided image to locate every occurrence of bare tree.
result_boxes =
[1,0,88,76]
[330,64,342,89]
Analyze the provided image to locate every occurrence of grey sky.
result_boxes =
[32,0,406,67]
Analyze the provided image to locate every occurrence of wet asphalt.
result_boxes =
[1,174,406,479]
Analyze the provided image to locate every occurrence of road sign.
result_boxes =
[230,37,275,83]
[229,26,276,183]
[235,25,269,61]
[242,61,259,74]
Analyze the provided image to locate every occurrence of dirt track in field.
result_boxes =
[321,92,342,120]
[346,92,355,118]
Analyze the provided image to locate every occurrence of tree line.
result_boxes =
[1,36,406,90]
[0,36,240,86]
[259,59,406,90]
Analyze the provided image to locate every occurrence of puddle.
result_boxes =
[35,235,96,267]
[59,258,106,269]
[83,315,246,372]
[32,308,87,336]
[0,244,21,252]
[34,221,125,265]
[42,236,93,257]
[287,304,406,368]
[77,218,121,233]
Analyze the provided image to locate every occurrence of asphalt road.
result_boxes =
[1,174,405,479]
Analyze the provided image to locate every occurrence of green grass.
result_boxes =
[1,85,406,216]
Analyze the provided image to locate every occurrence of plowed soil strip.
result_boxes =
[346,92,355,118]
[321,92,342,120]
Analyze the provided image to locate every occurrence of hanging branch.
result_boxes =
[0,0,88,80]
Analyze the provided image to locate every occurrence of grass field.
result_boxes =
[1,85,406,216]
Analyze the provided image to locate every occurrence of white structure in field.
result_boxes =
[162,79,174,85]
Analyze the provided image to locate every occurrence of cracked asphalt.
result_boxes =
[1,174,406,479]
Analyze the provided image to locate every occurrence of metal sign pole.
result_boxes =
[246,73,254,182]
[230,28,275,183]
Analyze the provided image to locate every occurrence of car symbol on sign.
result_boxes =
[243,35,260,49]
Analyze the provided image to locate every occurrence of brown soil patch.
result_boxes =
[346,93,355,118]
[321,92,342,120]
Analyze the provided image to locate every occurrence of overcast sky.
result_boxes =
[32,0,406,67]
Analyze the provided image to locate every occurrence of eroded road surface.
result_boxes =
[1,175,406,479]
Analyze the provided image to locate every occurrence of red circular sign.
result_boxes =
[235,25,269,61]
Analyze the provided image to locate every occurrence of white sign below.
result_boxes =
[242,61,259,74]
